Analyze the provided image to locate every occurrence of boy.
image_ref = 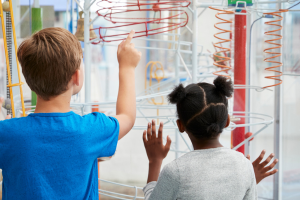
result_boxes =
[0,28,141,199]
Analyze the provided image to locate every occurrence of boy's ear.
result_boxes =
[176,119,185,133]
[72,70,81,86]
[225,114,230,128]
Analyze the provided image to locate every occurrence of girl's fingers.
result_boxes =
[158,122,163,140]
[261,153,274,167]
[5,115,11,119]
[264,169,278,178]
[246,154,250,160]
[147,122,151,140]
[262,159,278,173]
[164,136,172,153]
[253,150,266,165]
[151,120,156,138]
[143,131,147,144]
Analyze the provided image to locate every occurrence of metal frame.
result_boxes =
[273,2,283,200]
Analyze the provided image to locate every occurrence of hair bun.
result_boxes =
[213,76,233,97]
[168,84,186,104]
[207,123,220,135]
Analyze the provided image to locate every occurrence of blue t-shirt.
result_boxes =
[0,111,119,200]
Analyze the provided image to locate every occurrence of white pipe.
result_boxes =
[197,3,224,8]
[254,0,290,4]
[245,8,252,156]
[16,8,29,29]
[33,0,39,8]
[73,0,84,11]
[88,0,98,9]
[178,52,192,79]
[273,2,283,199]
[84,0,91,106]
[192,1,198,83]
[232,125,269,150]
[175,25,181,159]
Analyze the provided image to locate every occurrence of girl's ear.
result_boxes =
[225,114,230,128]
[176,119,185,133]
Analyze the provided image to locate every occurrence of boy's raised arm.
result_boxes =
[115,30,141,140]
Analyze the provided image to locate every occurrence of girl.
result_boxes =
[142,76,278,200]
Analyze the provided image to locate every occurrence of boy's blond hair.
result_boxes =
[17,27,83,100]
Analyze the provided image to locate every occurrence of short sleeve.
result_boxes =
[84,112,119,159]
[143,161,180,200]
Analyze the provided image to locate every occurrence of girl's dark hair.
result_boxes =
[168,76,233,139]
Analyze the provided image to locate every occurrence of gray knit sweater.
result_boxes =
[143,147,257,200]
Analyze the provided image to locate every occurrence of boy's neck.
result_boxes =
[34,91,72,113]
[189,133,223,150]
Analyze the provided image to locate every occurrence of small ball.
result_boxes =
[152,4,160,12]
[2,1,10,12]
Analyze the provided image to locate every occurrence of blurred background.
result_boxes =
[0,0,299,199]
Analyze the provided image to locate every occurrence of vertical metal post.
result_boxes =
[191,1,198,83]
[175,60,179,84]
[12,0,21,116]
[12,0,20,88]
[273,2,283,199]
[245,12,252,156]
[14,0,20,38]
[84,0,91,105]
[175,28,180,159]
[175,39,180,85]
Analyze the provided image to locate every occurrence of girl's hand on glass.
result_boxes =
[143,120,171,164]
[247,150,278,184]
